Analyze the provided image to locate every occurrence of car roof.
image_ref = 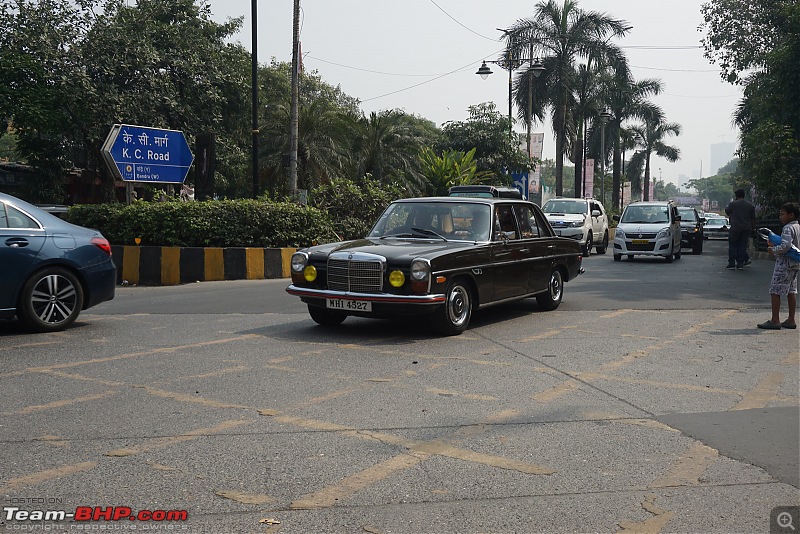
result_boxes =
[395,196,532,206]
[0,192,74,229]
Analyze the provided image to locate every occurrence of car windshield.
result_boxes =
[707,217,727,225]
[677,209,697,222]
[620,205,670,224]
[368,201,492,241]
[542,200,587,215]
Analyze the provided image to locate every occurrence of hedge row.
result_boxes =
[66,200,340,248]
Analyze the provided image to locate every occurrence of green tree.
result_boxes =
[438,102,532,182]
[418,147,493,196]
[684,173,737,209]
[702,0,800,209]
[351,109,436,195]
[627,119,682,201]
[505,0,630,196]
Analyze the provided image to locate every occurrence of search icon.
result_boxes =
[778,512,796,531]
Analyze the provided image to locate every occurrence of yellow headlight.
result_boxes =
[303,265,317,282]
[389,270,405,288]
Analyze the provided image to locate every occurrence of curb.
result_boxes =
[110,245,296,286]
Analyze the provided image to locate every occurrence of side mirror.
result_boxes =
[612,215,620,222]
[699,217,706,223]
[591,210,601,217]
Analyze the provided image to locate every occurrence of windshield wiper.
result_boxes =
[411,227,448,241]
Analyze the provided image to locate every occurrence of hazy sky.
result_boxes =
[210,0,742,187]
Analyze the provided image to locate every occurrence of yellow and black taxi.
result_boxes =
[286,197,583,335]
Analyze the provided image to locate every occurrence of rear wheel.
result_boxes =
[435,279,472,336]
[19,267,84,333]
[536,269,563,311]
[308,305,346,327]
[595,231,608,254]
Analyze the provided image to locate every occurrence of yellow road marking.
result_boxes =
[733,372,785,410]
[648,442,719,488]
[618,494,676,533]
[290,453,427,509]
[215,490,274,505]
[514,330,562,343]
[0,340,60,352]
[1,391,117,416]
[25,334,261,372]
[181,365,249,380]
[0,461,97,493]
[104,419,253,457]
[782,350,799,366]
[427,388,497,401]
[601,309,635,318]
[144,387,252,410]
[531,379,581,402]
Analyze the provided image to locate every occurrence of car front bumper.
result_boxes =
[552,227,588,244]
[286,285,445,316]
[613,237,674,256]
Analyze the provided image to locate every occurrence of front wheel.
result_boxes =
[613,253,621,262]
[536,269,563,311]
[308,305,347,327]
[19,267,84,333]
[435,279,472,336]
[582,232,593,257]
[596,231,608,254]
[665,243,674,263]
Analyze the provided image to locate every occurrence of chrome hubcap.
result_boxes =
[31,275,77,324]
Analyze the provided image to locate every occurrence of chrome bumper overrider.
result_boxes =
[286,285,446,304]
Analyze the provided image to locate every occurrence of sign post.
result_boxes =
[102,124,194,188]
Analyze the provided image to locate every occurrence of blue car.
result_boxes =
[0,192,116,332]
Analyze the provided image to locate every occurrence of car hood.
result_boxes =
[304,238,478,262]
[545,214,585,222]
[617,222,671,233]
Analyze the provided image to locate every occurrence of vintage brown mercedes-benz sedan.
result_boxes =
[286,196,583,335]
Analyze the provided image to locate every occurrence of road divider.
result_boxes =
[111,245,295,285]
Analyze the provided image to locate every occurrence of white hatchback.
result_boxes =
[542,198,609,257]
[612,201,683,263]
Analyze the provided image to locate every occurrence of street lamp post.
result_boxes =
[599,109,612,205]
[476,56,545,160]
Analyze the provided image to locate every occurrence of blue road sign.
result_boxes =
[101,124,194,184]
[511,170,528,200]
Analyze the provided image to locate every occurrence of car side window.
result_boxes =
[494,205,519,240]
[513,205,539,238]
[7,205,39,229]
[0,203,8,228]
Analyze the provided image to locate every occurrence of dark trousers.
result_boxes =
[728,229,750,266]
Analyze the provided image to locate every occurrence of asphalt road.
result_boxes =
[1,239,798,533]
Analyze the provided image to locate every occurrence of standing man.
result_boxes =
[725,188,756,270]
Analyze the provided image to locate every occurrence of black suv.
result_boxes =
[677,206,706,254]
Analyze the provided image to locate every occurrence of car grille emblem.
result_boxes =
[638,234,643,238]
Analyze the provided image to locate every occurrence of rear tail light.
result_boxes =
[91,236,112,256]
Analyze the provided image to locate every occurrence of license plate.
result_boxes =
[632,239,649,244]
[327,299,372,312]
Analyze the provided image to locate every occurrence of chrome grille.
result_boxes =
[327,256,384,293]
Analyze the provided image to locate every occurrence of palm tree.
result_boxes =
[505,0,631,196]
[627,119,682,201]
[350,110,430,195]
[602,68,664,209]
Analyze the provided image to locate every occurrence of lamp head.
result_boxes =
[476,61,493,80]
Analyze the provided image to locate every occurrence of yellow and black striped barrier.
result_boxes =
[110,246,296,285]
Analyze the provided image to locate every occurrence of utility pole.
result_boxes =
[289,0,300,199]
[250,0,259,199]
